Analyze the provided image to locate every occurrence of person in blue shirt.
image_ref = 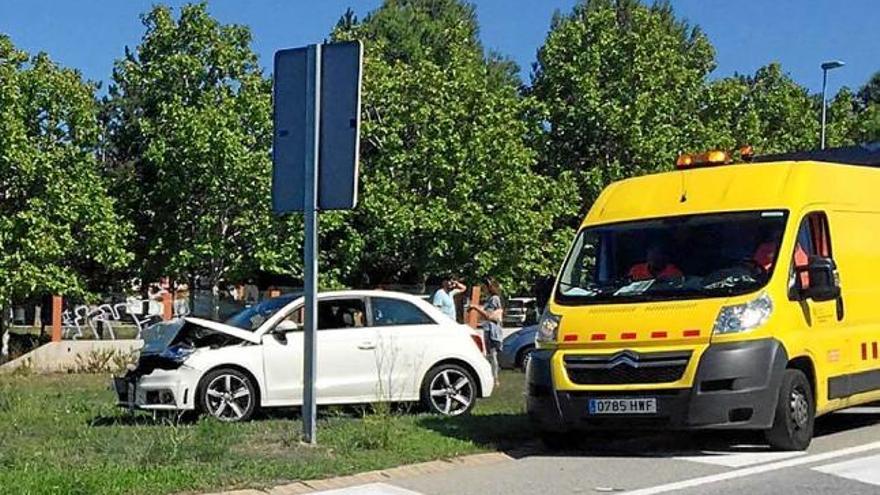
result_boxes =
[431,275,466,321]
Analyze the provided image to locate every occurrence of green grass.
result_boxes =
[0,371,532,495]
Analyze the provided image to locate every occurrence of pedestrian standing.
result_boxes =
[243,279,259,306]
[431,275,466,321]
[469,276,504,386]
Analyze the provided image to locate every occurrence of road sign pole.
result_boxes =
[302,44,322,444]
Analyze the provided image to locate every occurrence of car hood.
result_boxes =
[141,317,261,355]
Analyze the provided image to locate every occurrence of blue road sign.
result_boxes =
[272,41,363,213]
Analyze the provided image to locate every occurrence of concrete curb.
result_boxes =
[201,452,513,495]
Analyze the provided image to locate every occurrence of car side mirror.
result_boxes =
[274,319,301,333]
[805,256,840,302]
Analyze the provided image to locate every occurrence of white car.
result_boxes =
[113,290,494,421]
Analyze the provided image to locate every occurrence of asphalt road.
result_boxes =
[314,406,880,495]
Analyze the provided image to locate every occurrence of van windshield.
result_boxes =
[556,210,788,304]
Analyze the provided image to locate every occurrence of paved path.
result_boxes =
[311,407,880,495]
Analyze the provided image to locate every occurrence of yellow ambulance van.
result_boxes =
[527,145,880,450]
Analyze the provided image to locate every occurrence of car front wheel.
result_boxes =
[199,368,257,422]
[421,364,477,416]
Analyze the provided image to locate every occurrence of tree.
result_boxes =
[103,3,301,294]
[0,36,130,358]
[853,72,880,143]
[329,0,576,291]
[530,0,716,216]
[702,63,821,152]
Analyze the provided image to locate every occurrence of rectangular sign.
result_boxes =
[272,41,363,213]
[318,41,363,210]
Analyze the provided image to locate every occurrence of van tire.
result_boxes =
[765,369,814,451]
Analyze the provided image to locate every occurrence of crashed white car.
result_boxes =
[114,290,494,421]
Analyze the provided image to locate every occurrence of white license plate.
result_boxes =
[588,398,657,415]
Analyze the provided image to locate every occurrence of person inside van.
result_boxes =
[628,244,683,281]
[752,226,809,287]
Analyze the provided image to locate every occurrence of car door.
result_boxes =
[261,296,380,405]
[368,296,440,401]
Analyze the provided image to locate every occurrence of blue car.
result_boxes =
[499,324,537,371]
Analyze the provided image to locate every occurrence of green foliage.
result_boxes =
[530,0,716,215]
[329,0,576,291]
[0,371,528,494]
[702,63,820,152]
[103,3,302,288]
[0,36,131,307]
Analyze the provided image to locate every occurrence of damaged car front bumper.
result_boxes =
[113,366,203,411]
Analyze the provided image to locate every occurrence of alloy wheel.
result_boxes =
[428,369,474,416]
[205,373,252,422]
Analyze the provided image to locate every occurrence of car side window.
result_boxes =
[790,212,833,294]
[318,298,367,330]
[371,297,435,326]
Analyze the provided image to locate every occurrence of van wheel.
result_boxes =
[765,369,814,451]
[421,364,477,416]
[198,368,257,422]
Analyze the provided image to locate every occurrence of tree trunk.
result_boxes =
[0,302,9,362]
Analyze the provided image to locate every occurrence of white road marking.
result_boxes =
[674,449,804,467]
[312,483,423,494]
[813,453,880,486]
[623,441,880,495]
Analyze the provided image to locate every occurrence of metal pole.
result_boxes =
[821,68,828,150]
[302,44,322,444]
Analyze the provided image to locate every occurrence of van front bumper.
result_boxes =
[527,339,788,431]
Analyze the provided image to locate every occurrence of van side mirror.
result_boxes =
[805,256,840,302]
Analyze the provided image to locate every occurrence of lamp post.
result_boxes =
[820,60,845,149]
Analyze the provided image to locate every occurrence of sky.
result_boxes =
[1,0,877,96]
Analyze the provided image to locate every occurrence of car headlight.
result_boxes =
[536,310,561,344]
[713,293,773,335]
[159,344,196,363]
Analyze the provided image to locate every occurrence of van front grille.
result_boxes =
[564,350,691,385]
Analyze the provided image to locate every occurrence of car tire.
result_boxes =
[518,346,535,372]
[421,363,478,416]
[765,369,814,451]
[198,368,257,422]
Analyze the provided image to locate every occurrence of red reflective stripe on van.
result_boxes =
[651,331,668,339]
[621,332,637,340]
[563,334,578,342]
[591,333,606,341]
[862,343,868,360]
[873,342,878,359]
[683,329,701,338]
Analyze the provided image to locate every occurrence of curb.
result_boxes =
[202,452,513,495]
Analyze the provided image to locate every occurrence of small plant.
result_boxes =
[71,349,138,374]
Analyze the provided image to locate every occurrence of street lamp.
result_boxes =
[820,60,845,150]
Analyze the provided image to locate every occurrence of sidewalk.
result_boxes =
[203,452,512,495]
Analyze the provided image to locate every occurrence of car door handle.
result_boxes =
[358,342,376,350]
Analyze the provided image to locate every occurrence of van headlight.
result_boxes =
[536,310,561,344]
[713,293,773,335]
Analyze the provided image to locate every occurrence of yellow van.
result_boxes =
[527,146,880,450]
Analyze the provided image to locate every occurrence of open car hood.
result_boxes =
[141,317,260,356]
[182,317,262,344]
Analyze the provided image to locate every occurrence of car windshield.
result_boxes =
[224,294,299,331]
[556,210,788,304]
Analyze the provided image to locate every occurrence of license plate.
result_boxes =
[588,398,657,415]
